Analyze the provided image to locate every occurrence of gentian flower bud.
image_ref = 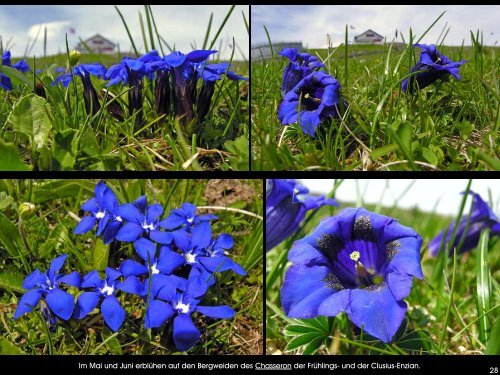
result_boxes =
[266,179,338,251]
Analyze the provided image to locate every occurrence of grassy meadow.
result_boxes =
[266,180,500,354]
[252,20,499,171]
[0,179,263,354]
[0,5,249,171]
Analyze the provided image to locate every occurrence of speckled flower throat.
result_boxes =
[316,216,400,290]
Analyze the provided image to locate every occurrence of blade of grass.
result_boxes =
[147,5,165,56]
[439,247,457,352]
[115,5,139,57]
[415,11,446,44]
[476,229,492,343]
[201,12,214,50]
[139,11,149,52]
[208,5,235,50]
[144,5,155,51]
[242,10,249,35]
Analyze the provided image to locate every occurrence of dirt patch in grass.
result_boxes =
[204,179,256,206]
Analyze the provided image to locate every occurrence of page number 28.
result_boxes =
[490,368,498,374]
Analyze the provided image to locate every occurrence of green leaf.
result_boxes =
[224,136,249,171]
[0,269,25,293]
[93,238,109,271]
[0,192,15,211]
[0,337,25,354]
[302,336,329,355]
[37,145,52,171]
[38,224,71,259]
[0,139,30,171]
[370,143,398,159]
[285,332,324,352]
[33,179,96,203]
[486,318,500,354]
[79,126,101,157]
[284,324,318,335]
[477,151,500,170]
[0,212,25,258]
[476,230,492,343]
[5,94,53,150]
[101,327,122,355]
[422,147,438,165]
[52,129,78,170]
[283,317,334,354]
[2,65,34,90]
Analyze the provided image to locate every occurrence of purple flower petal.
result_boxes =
[46,288,74,320]
[101,295,125,332]
[196,305,234,319]
[73,291,101,319]
[173,313,201,351]
[144,299,173,328]
[14,289,44,319]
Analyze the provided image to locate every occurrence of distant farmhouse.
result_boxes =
[354,29,384,45]
[76,34,116,54]
[251,41,302,61]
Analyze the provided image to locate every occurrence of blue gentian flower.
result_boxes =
[279,48,325,96]
[119,238,185,278]
[2,51,30,73]
[74,181,124,244]
[55,67,66,74]
[158,203,217,248]
[195,62,247,83]
[106,57,150,126]
[428,191,500,256]
[1,50,30,91]
[277,71,342,137]
[52,63,106,87]
[402,44,466,92]
[163,49,217,127]
[14,254,81,320]
[115,199,173,244]
[52,63,107,116]
[0,73,12,91]
[159,202,217,230]
[174,222,245,276]
[266,179,338,251]
[145,271,234,351]
[194,62,248,121]
[155,68,172,118]
[73,268,138,331]
[281,208,423,343]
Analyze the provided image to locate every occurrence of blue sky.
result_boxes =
[0,5,249,59]
[252,5,499,48]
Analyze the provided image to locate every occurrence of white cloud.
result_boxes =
[27,20,71,41]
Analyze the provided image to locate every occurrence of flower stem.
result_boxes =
[39,311,54,355]
[196,206,262,220]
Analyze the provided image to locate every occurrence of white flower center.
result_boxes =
[45,277,54,290]
[175,302,190,314]
[185,253,196,264]
[95,211,105,219]
[115,216,122,222]
[142,221,156,231]
[101,283,114,296]
[187,217,194,224]
[151,263,160,275]
[349,251,361,262]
